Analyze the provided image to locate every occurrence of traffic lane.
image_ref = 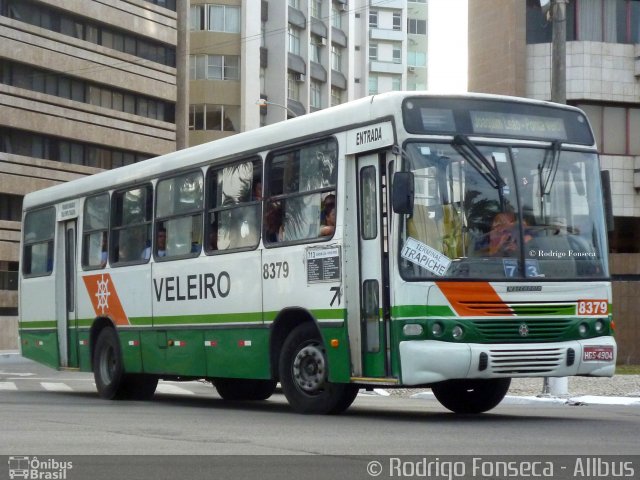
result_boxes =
[1,385,638,456]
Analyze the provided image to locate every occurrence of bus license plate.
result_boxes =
[583,346,614,362]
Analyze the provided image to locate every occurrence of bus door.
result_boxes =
[357,153,389,377]
[60,219,79,368]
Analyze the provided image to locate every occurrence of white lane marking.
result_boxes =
[155,383,196,395]
[0,381,18,391]
[41,382,73,392]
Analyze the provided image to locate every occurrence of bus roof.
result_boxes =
[22,91,585,211]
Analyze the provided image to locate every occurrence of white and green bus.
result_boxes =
[19,92,616,414]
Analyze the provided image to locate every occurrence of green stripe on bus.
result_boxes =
[391,305,456,318]
[19,320,57,330]
[143,312,264,326]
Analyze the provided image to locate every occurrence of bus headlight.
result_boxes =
[431,322,444,337]
[594,319,605,333]
[578,323,589,337]
[403,324,424,337]
[452,325,464,340]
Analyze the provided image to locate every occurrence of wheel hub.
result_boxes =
[292,344,326,394]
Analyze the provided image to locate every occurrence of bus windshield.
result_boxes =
[398,140,609,280]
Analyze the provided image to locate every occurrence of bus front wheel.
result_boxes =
[279,323,358,414]
[431,378,511,414]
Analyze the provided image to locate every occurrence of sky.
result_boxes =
[427,0,468,92]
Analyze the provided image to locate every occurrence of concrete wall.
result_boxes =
[610,254,640,365]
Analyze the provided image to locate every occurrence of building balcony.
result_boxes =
[369,60,404,75]
[370,0,405,8]
[370,28,404,42]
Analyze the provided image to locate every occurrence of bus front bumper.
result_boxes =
[399,337,617,386]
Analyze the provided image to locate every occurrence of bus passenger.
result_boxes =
[320,206,336,236]
[265,202,284,242]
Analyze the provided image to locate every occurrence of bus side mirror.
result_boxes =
[392,171,414,215]
[601,170,614,232]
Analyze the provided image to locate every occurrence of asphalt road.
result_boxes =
[1,353,638,456]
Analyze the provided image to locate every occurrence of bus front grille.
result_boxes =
[471,318,574,342]
[488,347,564,374]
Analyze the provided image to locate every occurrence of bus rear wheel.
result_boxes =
[93,327,158,400]
[279,323,358,414]
[214,378,277,401]
[431,378,511,414]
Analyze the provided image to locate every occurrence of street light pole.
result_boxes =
[542,0,569,398]
[550,0,568,104]
[255,99,298,119]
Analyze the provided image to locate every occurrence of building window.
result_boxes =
[0,126,148,168]
[287,72,300,101]
[392,75,402,91]
[189,105,238,132]
[0,193,23,222]
[288,0,300,9]
[408,50,427,67]
[208,5,240,33]
[393,12,402,31]
[331,87,342,106]
[577,103,640,155]
[527,0,640,44]
[311,81,322,108]
[408,18,427,35]
[288,25,301,55]
[393,45,402,63]
[368,75,378,95]
[369,10,378,28]
[310,36,322,62]
[311,0,322,18]
[5,0,175,67]
[190,55,240,80]
[332,5,343,28]
[331,45,342,71]
[369,43,378,61]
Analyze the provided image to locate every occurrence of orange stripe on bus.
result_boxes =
[435,281,513,317]
[82,273,130,326]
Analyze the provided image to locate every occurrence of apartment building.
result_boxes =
[468,0,640,362]
[0,0,178,348]
[188,0,429,145]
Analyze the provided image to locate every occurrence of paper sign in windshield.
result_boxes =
[401,237,451,276]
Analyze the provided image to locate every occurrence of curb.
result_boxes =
[410,391,640,407]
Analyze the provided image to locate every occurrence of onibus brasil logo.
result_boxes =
[8,456,72,479]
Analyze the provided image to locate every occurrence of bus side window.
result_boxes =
[265,138,337,245]
[82,193,109,269]
[111,185,153,265]
[206,158,262,253]
[22,207,55,276]
[155,170,204,260]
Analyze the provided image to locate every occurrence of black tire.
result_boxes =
[279,322,356,414]
[432,378,511,414]
[93,327,127,399]
[214,378,277,401]
[93,328,158,400]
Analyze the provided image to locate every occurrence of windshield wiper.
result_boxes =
[540,140,562,196]
[452,135,505,190]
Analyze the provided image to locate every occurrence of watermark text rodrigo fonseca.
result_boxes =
[366,456,635,478]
